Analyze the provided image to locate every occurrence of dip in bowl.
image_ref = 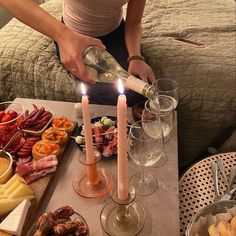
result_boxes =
[0,151,13,184]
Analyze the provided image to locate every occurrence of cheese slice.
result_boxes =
[0,195,34,217]
[8,183,33,199]
[0,199,31,236]
[1,174,25,191]
[0,194,8,200]
[4,180,22,195]
[0,185,4,194]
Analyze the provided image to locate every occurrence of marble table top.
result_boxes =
[15,98,180,236]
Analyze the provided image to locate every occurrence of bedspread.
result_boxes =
[0,0,235,167]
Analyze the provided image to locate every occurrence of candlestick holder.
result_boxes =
[73,151,114,199]
[100,185,146,235]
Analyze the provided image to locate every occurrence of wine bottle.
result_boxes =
[83,46,157,99]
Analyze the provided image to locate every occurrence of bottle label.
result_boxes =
[125,75,147,95]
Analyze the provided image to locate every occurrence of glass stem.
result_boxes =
[116,204,131,223]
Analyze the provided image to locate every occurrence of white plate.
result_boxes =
[22,112,54,136]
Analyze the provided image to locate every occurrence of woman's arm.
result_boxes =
[0,0,65,42]
[125,0,145,57]
[0,0,104,83]
[125,0,155,83]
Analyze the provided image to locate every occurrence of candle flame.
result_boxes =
[118,78,124,94]
[81,83,86,95]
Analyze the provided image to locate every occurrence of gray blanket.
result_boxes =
[0,0,235,168]
[141,0,236,167]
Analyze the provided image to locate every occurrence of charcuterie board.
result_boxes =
[23,119,77,235]
[0,102,77,236]
[21,129,76,236]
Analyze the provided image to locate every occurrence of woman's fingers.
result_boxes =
[139,74,148,83]
[148,71,156,83]
[76,60,96,84]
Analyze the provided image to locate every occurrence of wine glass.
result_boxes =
[143,97,174,142]
[153,78,178,109]
[128,120,165,196]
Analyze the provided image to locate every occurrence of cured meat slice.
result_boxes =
[23,166,57,184]
[16,155,58,176]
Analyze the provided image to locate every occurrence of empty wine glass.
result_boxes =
[128,120,165,196]
[153,78,178,109]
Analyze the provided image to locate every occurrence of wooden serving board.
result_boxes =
[20,121,77,236]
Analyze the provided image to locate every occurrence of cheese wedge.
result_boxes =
[217,220,234,236]
[231,216,236,235]
[0,195,34,216]
[8,183,33,199]
[0,199,31,236]
[208,224,221,236]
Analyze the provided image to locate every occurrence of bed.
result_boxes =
[0,0,235,169]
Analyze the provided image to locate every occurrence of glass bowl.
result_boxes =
[0,102,24,149]
[27,210,89,236]
[186,200,236,236]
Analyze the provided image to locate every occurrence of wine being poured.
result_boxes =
[83,46,158,100]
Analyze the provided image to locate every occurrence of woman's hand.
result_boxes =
[57,27,105,83]
[128,60,156,83]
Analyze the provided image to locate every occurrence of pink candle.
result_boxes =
[81,83,98,185]
[117,79,129,200]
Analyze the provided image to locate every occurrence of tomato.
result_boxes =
[1,114,13,123]
[7,109,18,119]
[0,111,6,120]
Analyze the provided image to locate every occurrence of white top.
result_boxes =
[63,0,129,37]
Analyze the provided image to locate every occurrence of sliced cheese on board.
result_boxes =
[0,199,31,236]
[1,174,24,191]
[4,180,22,195]
[0,194,8,200]
[0,185,4,194]
[8,183,33,199]
[0,195,34,217]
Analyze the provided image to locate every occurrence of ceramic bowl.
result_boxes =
[0,151,13,184]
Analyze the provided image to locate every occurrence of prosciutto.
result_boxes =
[16,155,58,183]
[23,166,57,184]
[16,155,58,176]
[102,136,117,157]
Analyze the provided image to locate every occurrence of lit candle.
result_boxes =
[81,83,98,185]
[117,79,129,200]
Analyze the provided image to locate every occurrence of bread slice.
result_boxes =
[217,220,234,236]
[231,216,236,236]
[208,224,221,236]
